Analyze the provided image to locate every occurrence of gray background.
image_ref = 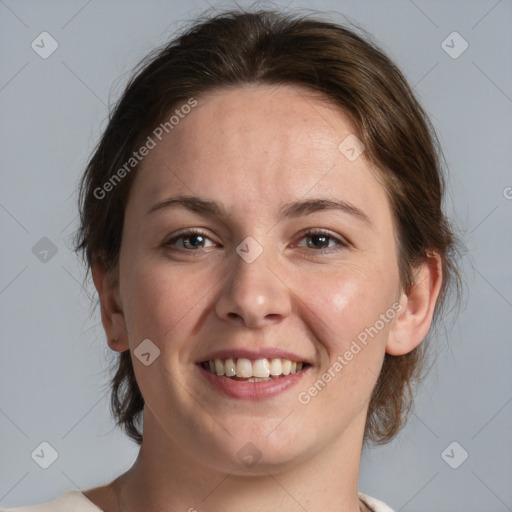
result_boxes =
[1,0,511,510]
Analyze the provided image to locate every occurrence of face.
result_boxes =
[113,84,404,473]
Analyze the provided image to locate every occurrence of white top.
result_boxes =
[1,490,395,512]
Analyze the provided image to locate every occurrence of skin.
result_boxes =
[85,84,442,512]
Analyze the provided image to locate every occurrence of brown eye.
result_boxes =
[297,229,348,252]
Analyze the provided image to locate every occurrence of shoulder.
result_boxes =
[358,491,395,512]
[0,490,103,512]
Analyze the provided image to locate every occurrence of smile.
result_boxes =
[200,357,308,381]
[197,357,311,400]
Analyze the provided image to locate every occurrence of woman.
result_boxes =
[4,7,460,512]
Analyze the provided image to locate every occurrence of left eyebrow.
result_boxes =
[146,195,371,225]
[278,197,371,225]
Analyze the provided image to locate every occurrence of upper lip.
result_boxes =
[197,348,311,364]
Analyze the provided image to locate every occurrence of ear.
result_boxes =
[91,257,130,353]
[386,252,443,356]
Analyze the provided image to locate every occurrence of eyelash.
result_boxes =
[164,228,349,254]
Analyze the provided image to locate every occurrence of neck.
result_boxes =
[113,408,369,512]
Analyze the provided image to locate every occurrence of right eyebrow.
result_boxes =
[146,195,229,218]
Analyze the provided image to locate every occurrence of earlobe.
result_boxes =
[91,258,130,353]
[386,253,443,356]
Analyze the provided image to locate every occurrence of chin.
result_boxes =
[193,425,312,475]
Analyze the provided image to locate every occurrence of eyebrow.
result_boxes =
[146,195,371,224]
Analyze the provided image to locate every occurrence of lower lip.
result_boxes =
[197,363,309,400]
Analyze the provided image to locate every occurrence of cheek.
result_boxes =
[298,272,396,410]
[302,268,398,342]
[285,266,398,433]
[120,253,206,346]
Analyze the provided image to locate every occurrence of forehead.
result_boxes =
[130,84,390,225]
[151,84,354,177]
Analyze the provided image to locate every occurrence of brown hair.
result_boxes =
[75,7,462,447]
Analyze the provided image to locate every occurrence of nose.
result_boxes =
[215,245,292,329]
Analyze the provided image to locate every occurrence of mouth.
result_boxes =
[196,355,311,400]
[199,357,311,382]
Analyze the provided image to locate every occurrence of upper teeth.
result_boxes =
[204,358,304,378]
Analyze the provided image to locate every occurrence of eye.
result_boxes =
[164,228,349,253]
[164,229,217,251]
[296,229,349,252]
